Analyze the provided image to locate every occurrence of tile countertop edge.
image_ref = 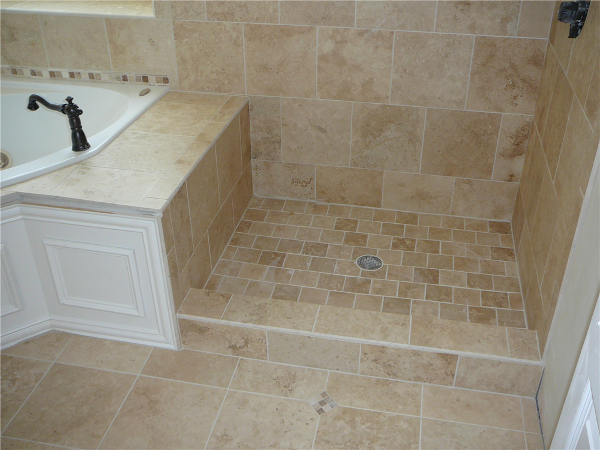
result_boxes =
[0,96,250,218]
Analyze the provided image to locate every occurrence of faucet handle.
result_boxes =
[62,96,83,118]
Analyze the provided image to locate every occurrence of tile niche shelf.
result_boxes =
[0,1,155,17]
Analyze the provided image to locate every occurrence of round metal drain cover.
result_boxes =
[0,151,12,170]
[356,255,383,271]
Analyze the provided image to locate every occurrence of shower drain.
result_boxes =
[0,151,12,170]
[356,255,383,271]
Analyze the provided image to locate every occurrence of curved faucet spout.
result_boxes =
[26,95,91,152]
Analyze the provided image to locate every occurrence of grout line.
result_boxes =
[242,22,248,96]
[354,0,357,28]
[102,18,114,72]
[96,350,153,450]
[315,26,319,99]
[491,114,504,180]
[37,15,51,69]
[453,355,460,387]
[418,108,428,174]
[357,343,362,374]
[312,305,321,332]
[0,437,78,450]
[433,0,439,32]
[520,397,527,434]
[515,0,524,37]
[463,35,477,110]
[204,358,241,450]
[388,31,396,103]
[419,384,424,450]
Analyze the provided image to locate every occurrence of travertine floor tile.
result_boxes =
[2,332,70,361]
[314,406,420,450]
[229,359,328,399]
[207,391,318,449]
[142,348,238,388]
[4,364,135,449]
[1,356,52,432]
[179,289,231,318]
[56,335,152,373]
[326,372,422,416]
[100,376,224,449]
[0,438,59,450]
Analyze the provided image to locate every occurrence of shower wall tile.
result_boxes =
[435,1,521,36]
[0,13,47,67]
[216,116,243,202]
[315,166,384,208]
[350,103,425,172]
[105,18,179,90]
[206,0,278,23]
[467,36,546,114]
[451,179,518,221]
[174,21,245,94]
[391,32,473,109]
[40,15,110,71]
[281,98,352,166]
[252,161,315,200]
[279,0,355,27]
[517,0,554,38]
[244,24,317,98]
[548,1,574,70]
[171,0,206,20]
[382,172,454,214]
[317,27,393,103]
[492,115,532,183]
[355,1,437,32]
[421,109,501,179]
[249,97,282,162]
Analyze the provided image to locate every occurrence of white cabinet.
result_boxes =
[1,204,180,350]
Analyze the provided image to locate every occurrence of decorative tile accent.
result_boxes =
[308,392,337,415]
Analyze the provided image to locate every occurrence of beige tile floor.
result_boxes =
[1,331,544,449]
[205,197,527,329]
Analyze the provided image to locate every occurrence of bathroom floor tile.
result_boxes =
[2,331,71,361]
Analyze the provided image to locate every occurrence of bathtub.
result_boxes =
[0,77,168,187]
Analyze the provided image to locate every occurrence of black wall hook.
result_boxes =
[558,1,591,38]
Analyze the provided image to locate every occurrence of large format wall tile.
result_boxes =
[421,109,501,179]
[206,0,278,23]
[280,0,355,27]
[249,97,281,161]
[435,1,521,36]
[467,36,546,114]
[245,24,317,97]
[316,166,383,207]
[350,103,425,172]
[492,115,532,183]
[517,0,554,38]
[282,98,352,166]
[391,32,474,109]
[451,179,518,221]
[253,160,315,200]
[171,0,206,20]
[1,13,47,66]
[382,172,454,214]
[355,1,437,31]
[317,27,394,103]
[174,21,245,93]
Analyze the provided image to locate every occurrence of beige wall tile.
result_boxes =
[467,36,546,114]
[492,115,532,183]
[507,328,540,361]
[230,359,328,399]
[454,356,543,396]
[282,98,352,166]
[245,24,317,97]
[529,169,559,277]
[40,15,110,71]
[206,0,278,23]
[208,195,235,262]
[451,179,518,221]
[105,18,178,89]
[382,172,454,214]
[584,52,600,134]
[233,164,253,225]
[422,385,524,431]
[534,47,560,138]
[422,109,501,179]
[435,1,521,36]
[326,372,422,416]
[1,13,47,67]
[170,184,194,273]
[351,103,425,172]
[316,166,383,207]
[317,27,393,102]
[356,1,436,31]
[280,0,355,26]
[391,32,473,109]
[548,1,574,70]
[100,377,224,449]
[240,103,251,167]
[179,319,268,358]
[216,117,242,201]
[174,21,245,94]
[421,418,526,450]
[360,344,458,385]
[249,97,281,161]
[315,407,420,449]
[267,331,360,372]
[4,364,134,449]
[518,1,554,38]
[253,160,315,199]
[184,232,213,291]
[171,1,206,20]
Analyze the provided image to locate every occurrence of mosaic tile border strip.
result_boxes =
[308,392,337,415]
[1,66,169,86]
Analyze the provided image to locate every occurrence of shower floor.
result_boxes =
[205,196,527,329]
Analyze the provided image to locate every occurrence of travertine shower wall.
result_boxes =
[1,1,553,220]
[513,1,600,353]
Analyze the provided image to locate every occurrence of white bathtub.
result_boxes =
[0,78,168,187]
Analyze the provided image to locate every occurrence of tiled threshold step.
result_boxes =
[178,289,543,397]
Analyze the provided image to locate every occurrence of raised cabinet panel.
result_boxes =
[43,239,146,317]
[1,205,179,350]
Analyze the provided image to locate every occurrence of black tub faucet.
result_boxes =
[27,95,91,152]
